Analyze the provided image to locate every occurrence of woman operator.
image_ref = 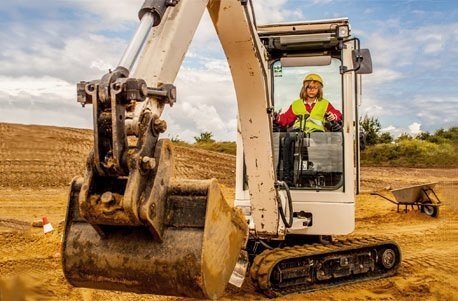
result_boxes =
[276,73,342,132]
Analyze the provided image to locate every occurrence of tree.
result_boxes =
[169,135,183,143]
[360,115,381,145]
[416,131,431,141]
[379,132,393,144]
[434,127,458,142]
[194,131,215,143]
[395,133,413,143]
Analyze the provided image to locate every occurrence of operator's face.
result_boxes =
[305,82,320,99]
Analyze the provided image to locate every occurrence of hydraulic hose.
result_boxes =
[276,181,293,228]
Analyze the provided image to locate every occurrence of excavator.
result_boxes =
[62,0,401,299]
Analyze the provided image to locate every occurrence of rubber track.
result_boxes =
[250,236,401,297]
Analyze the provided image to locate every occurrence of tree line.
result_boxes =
[360,115,457,146]
[360,115,457,167]
[171,118,457,167]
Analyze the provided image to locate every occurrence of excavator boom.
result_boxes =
[63,0,256,299]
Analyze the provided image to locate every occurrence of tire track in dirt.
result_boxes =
[0,123,92,188]
[402,253,458,272]
[0,257,57,275]
[173,145,235,187]
[0,218,30,230]
[1,123,236,188]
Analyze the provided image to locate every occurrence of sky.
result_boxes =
[0,0,457,142]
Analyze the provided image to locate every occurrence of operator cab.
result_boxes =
[258,18,353,191]
[237,18,372,235]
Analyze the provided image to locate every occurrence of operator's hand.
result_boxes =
[325,112,337,122]
[273,109,283,124]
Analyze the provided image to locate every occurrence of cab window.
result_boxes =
[272,58,344,191]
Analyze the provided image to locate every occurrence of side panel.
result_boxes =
[208,0,279,236]
[288,202,354,235]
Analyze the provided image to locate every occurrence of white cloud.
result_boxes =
[252,0,303,24]
[408,122,422,135]
[0,106,91,129]
[0,0,238,141]
[361,104,384,117]
[364,31,414,68]
[0,76,74,99]
[364,68,404,87]
[203,60,231,76]
[90,59,113,72]
[359,21,458,133]
[191,11,220,46]
[0,25,125,83]
[411,10,426,16]
[1,1,457,142]
[162,58,238,142]
[181,103,226,132]
[417,33,443,54]
[424,42,443,54]
[162,102,237,142]
[409,95,458,126]
[0,85,91,129]
[381,125,396,132]
[362,92,458,135]
[311,0,334,5]
[71,0,142,22]
[369,22,458,66]
[380,125,415,139]
[0,1,129,130]
[62,34,125,79]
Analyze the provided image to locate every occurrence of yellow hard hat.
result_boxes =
[303,73,323,86]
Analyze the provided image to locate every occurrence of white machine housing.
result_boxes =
[235,18,367,236]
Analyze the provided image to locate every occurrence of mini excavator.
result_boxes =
[62,0,401,299]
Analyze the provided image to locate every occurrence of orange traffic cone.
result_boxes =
[42,216,54,234]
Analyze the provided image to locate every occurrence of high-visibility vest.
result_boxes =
[291,98,329,132]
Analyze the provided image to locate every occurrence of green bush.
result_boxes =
[361,139,457,167]
[194,132,215,143]
[171,139,236,156]
[379,132,393,144]
[193,141,236,155]
[172,128,458,167]
[417,127,458,145]
[360,115,381,145]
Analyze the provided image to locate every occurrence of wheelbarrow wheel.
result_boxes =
[421,200,439,218]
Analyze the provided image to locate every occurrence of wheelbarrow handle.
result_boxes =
[371,192,399,205]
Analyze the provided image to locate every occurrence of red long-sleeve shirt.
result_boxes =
[276,99,342,127]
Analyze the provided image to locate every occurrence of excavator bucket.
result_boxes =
[62,176,248,299]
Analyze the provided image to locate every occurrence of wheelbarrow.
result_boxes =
[371,182,441,218]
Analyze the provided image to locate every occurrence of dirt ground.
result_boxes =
[0,123,457,300]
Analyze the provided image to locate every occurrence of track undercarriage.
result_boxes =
[250,237,401,297]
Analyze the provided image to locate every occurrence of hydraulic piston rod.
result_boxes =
[119,0,180,71]
[118,12,156,71]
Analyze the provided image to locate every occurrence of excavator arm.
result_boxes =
[63,0,280,299]
[207,1,280,237]
[135,0,281,237]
